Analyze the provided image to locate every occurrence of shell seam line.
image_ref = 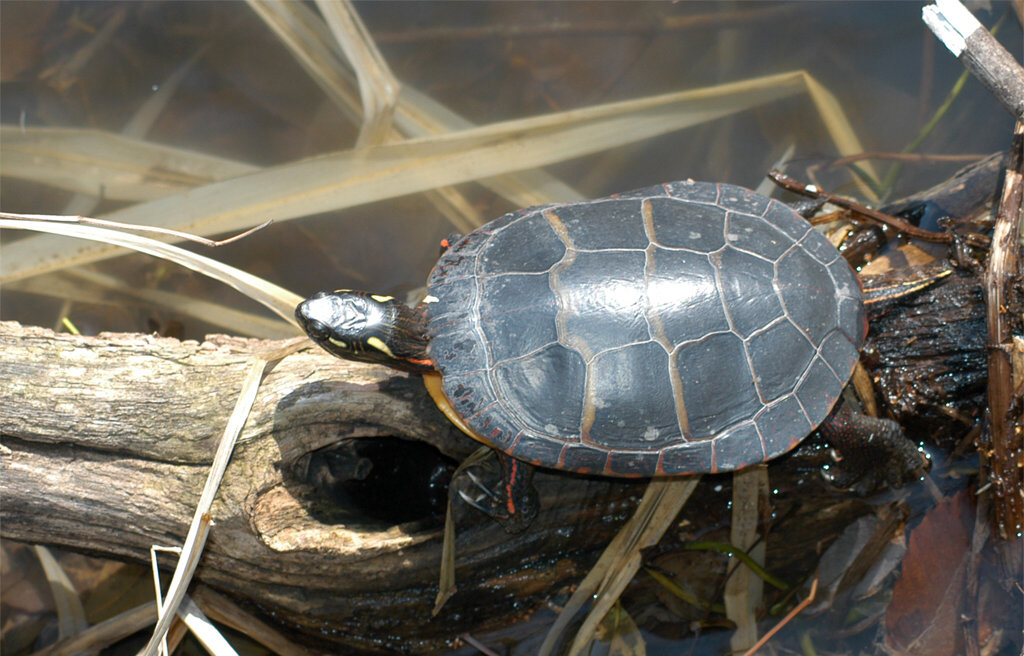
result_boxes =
[642,198,692,441]
[544,208,596,441]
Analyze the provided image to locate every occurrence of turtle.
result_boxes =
[296,180,925,532]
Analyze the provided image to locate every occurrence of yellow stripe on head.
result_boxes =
[366,336,395,357]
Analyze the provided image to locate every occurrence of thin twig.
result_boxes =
[983,120,1024,539]
[767,170,990,248]
[457,634,501,656]
[740,573,819,656]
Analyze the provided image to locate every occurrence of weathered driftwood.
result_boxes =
[0,154,1008,653]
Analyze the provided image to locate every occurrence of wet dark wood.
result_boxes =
[864,266,988,447]
[983,123,1024,541]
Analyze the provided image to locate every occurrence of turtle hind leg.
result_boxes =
[818,402,930,490]
[457,451,538,533]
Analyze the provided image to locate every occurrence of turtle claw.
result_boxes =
[456,486,494,515]
[454,451,540,533]
[464,469,501,502]
[456,468,519,523]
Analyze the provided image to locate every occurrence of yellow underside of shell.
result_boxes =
[422,372,486,444]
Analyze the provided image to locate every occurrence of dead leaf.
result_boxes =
[884,490,973,655]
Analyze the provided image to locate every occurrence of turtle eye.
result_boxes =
[302,318,359,358]
[302,318,333,342]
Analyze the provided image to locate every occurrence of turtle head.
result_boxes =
[296,290,433,373]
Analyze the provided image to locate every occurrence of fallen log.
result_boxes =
[0,325,645,652]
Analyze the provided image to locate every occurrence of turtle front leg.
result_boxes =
[458,451,539,533]
[818,401,930,489]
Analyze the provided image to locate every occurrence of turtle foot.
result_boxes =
[456,452,538,533]
[819,402,930,491]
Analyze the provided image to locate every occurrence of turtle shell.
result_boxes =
[425,181,865,477]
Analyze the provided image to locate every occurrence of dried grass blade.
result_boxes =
[316,0,400,146]
[395,85,587,207]
[3,71,815,283]
[0,125,258,202]
[32,546,89,638]
[247,0,578,209]
[176,596,239,656]
[5,269,295,338]
[31,603,158,656]
[724,467,769,652]
[245,0,363,124]
[798,71,880,198]
[247,0,485,230]
[191,586,314,656]
[0,219,302,324]
[137,355,270,656]
[538,477,700,656]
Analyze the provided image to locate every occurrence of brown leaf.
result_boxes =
[884,490,974,655]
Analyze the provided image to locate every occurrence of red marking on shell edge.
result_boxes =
[504,459,520,515]
[509,430,527,451]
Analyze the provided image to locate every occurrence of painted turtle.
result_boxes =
[297,181,924,531]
